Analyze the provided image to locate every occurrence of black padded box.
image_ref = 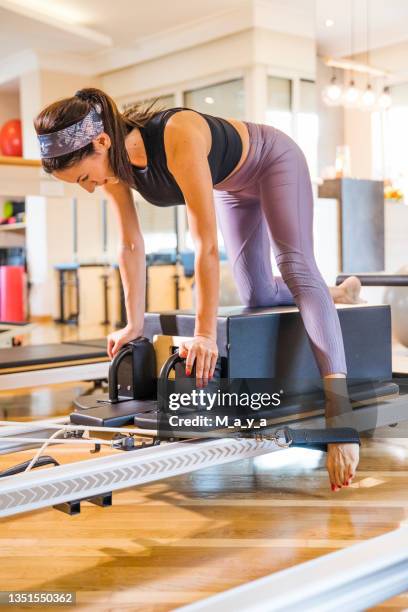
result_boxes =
[144,304,392,393]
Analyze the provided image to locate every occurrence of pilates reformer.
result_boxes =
[0,320,35,348]
[0,303,407,520]
[0,338,110,391]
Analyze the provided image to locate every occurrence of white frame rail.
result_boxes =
[0,437,281,518]
[177,526,408,612]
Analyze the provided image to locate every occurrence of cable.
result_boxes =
[0,421,152,436]
[24,429,67,473]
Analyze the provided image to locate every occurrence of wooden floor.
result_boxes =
[0,322,408,611]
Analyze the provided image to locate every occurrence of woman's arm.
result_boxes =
[102,180,146,336]
[165,111,220,340]
[164,111,220,382]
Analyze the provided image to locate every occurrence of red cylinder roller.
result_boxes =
[0,266,26,321]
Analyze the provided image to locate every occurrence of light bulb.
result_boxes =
[322,77,343,106]
[361,84,376,109]
[343,80,361,107]
[204,96,215,104]
[378,87,392,110]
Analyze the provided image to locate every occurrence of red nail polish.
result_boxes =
[186,369,191,376]
[331,484,335,491]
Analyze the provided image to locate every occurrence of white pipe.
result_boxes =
[0,437,112,446]
[0,421,151,436]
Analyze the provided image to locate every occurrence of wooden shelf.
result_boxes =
[0,223,25,231]
[0,160,101,200]
[0,156,41,167]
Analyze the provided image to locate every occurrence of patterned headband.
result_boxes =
[37,104,104,159]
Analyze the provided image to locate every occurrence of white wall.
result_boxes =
[0,91,20,125]
[102,30,254,101]
[254,28,315,76]
[102,27,316,112]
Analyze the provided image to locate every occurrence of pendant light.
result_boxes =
[322,70,343,105]
[378,85,392,110]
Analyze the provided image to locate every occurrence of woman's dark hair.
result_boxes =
[34,87,165,187]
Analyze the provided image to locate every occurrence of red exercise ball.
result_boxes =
[0,119,23,157]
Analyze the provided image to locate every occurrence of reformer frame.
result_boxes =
[1,389,407,518]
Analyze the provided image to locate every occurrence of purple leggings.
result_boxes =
[213,122,347,377]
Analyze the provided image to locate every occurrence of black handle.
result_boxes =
[108,336,145,402]
[157,351,186,412]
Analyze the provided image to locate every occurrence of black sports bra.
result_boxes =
[128,107,243,207]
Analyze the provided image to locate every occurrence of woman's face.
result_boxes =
[52,133,119,193]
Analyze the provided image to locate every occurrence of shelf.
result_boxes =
[0,156,41,167]
[0,161,102,200]
[0,223,26,231]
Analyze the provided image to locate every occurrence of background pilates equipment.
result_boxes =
[319,178,385,273]
[336,270,408,355]
[0,320,34,348]
[0,338,109,392]
[54,248,233,327]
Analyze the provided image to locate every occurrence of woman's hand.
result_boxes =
[107,324,143,359]
[178,335,218,387]
[326,443,360,492]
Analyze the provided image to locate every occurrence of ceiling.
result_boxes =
[316,0,408,56]
[1,0,408,90]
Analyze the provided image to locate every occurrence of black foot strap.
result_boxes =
[280,427,361,452]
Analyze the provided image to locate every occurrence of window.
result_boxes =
[266,77,318,178]
[184,79,245,120]
[266,76,293,136]
[297,79,318,180]
[121,94,175,112]
[123,94,176,252]
[184,79,245,250]
[372,82,408,187]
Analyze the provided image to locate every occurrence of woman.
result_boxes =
[35,87,362,491]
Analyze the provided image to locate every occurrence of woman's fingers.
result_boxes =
[335,459,345,488]
[194,347,205,383]
[178,342,218,387]
[178,343,187,358]
[328,443,361,491]
[327,459,338,490]
[107,338,114,359]
[201,352,212,385]
[185,347,197,376]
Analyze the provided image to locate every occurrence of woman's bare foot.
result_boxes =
[330,276,367,305]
